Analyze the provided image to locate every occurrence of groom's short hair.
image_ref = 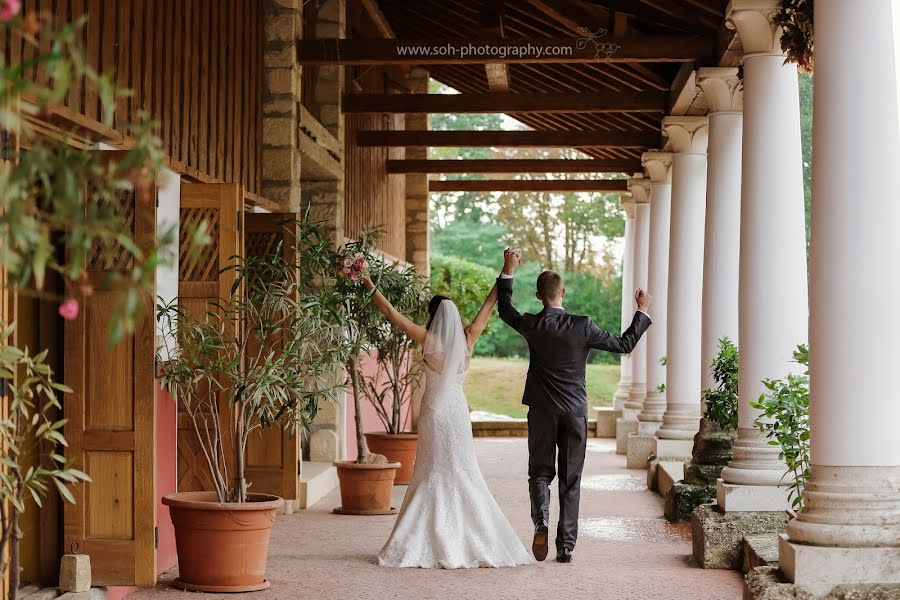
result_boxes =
[536,270,563,300]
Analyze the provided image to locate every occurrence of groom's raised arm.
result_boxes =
[497,249,525,334]
[497,276,525,333]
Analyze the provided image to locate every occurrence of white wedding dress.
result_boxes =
[377,300,534,569]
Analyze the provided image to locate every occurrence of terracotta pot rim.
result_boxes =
[333,460,401,470]
[365,431,418,440]
[162,491,284,511]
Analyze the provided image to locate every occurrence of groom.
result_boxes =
[497,249,652,563]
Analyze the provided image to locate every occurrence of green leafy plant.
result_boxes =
[0,323,90,597]
[774,0,813,72]
[361,263,429,435]
[332,229,386,464]
[750,344,810,510]
[157,218,353,502]
[702,337,739,431]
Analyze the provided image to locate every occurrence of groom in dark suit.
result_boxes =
[497,249,652,563]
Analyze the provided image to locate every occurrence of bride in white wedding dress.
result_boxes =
[362,275,533,569]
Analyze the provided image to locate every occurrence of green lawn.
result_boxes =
[465,357,620,419]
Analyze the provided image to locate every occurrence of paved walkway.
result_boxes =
[130,438,743,600]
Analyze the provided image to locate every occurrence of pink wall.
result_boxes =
[344,351,415,461]
[154,379,179,573]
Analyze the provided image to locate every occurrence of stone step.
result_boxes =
[657,459,687,499]
[743,533,780,573]
[299,461,339,510]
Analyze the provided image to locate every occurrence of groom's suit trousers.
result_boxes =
[527,406,587,553]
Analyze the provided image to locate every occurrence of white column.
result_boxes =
[655,116,708,453]
[696,68,742,402]
[623,177,651,417]
[717,0,808,512]
[613,198,636,412]
[781,0,900,589]
[637,152,672,432]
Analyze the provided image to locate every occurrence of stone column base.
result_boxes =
[691,503,788,569]
[626,433,656,469]
[594,407,617,438]
[780,534,900,593]
[637,419,662,436]
[745,565,900,600]
[616,417,638,454]
[717,479,792,512]
[654,437,694,459]
[665,481,716,523]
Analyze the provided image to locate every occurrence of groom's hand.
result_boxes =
[502,248,521,275]
[635,288,652,312]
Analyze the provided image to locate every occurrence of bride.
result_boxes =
[362,274,533,569]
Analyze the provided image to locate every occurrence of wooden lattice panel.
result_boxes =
[179,207,220,282]
[245,231,281,260]
[86,188,136,271]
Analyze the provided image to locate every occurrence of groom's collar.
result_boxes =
[541,306,566,314]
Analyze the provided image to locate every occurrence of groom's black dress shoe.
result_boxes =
[532,526,549,561]
[556,549,573,563]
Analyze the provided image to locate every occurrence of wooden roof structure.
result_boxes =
[301,0,742,175]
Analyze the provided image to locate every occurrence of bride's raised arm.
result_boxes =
[465,283,498,349]
[363,275,428,346]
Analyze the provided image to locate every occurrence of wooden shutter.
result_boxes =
[63,152,157,586]
[176,183,243,492]
[244,213,301,502]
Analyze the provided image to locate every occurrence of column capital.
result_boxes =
[697,67,743,114]
[627,177,651,203]
[641,151,673,184]
[726,0,783,56]
[620,194,636,218]
[662,116,709,155]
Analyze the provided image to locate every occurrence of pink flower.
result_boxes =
[349,272,359,281]
[0,0,20,20]
[58,298,79,320]
[342,257,353,268]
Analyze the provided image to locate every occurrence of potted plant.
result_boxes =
[157,219,351,591]
[331,233,401,515]
[361,263,429,484]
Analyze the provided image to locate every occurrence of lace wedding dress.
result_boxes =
[377,300,534,569]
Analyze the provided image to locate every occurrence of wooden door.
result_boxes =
[176,183,243,492]
[244,213,301,502]
[63,153,157,586]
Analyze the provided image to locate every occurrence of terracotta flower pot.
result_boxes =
[365,432,418,484]
[162,492,284,593]
[333,460,400,515]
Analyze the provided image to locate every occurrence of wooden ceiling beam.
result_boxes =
[429,179,630,192]
[343,91,667,114]
[360,0,395,38]
[585,0,712,33]
[297,35,715,65]
[357,130,659,148]
[387,158,642,174]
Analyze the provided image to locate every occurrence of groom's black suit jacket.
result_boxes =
[497,277,652,417]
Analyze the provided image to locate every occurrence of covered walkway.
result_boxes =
[131,439,742,600]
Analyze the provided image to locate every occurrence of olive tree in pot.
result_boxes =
[157,220,352,592]
[361,263,429,485]
[331,232,402,515]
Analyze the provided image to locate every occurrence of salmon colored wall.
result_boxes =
[155,380,179,573]
[345,351,415,461]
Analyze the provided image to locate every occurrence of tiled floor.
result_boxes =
[129,438,743,600]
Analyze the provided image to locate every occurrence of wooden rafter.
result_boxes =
[386,158,642,174]
[429,179,629,192]
[342,91,667,114]
[296,35,715,65]
[356,129,659,148]
[361,0,395,38]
